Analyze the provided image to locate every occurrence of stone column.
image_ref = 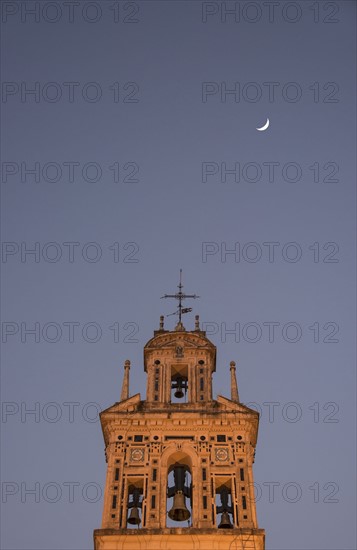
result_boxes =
[120,359,130,401]
[230,361,239,402]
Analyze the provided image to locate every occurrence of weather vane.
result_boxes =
[161,269,199,323]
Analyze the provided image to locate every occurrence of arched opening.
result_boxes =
[166,453,192,527]
[215,478,235,529]
[126,481,144,529]
[170,364,189,403]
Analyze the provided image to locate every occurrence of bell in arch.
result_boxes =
[127,486,142,526]
[218,511,233,529]
[167,464,191,522]
[216,486,234,529]
[173,377,185,399]
[168,490,190,521]
[127,506,141,525]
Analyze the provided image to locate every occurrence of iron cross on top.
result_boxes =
[161,269,199,323]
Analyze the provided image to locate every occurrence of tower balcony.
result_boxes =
[94,527,265,550]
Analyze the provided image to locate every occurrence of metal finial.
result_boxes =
[159,315,164,330]
[161,269,199,324]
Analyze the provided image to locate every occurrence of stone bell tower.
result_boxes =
[94,279,265,550]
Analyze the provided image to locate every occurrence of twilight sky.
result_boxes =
[1,1,356,549]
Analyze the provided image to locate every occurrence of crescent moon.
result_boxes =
[256,118,270,131]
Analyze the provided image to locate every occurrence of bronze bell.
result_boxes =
[168,490,190,521]
[127,506,141,525]
[174,378,184,399]
[218,511,233,529]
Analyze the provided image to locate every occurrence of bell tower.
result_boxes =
[94,279,265,550]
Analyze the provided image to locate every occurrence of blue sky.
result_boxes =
[1,1,356,549]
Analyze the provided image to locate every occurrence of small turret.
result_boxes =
[230,361,239,402]
[120,359,130,401]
